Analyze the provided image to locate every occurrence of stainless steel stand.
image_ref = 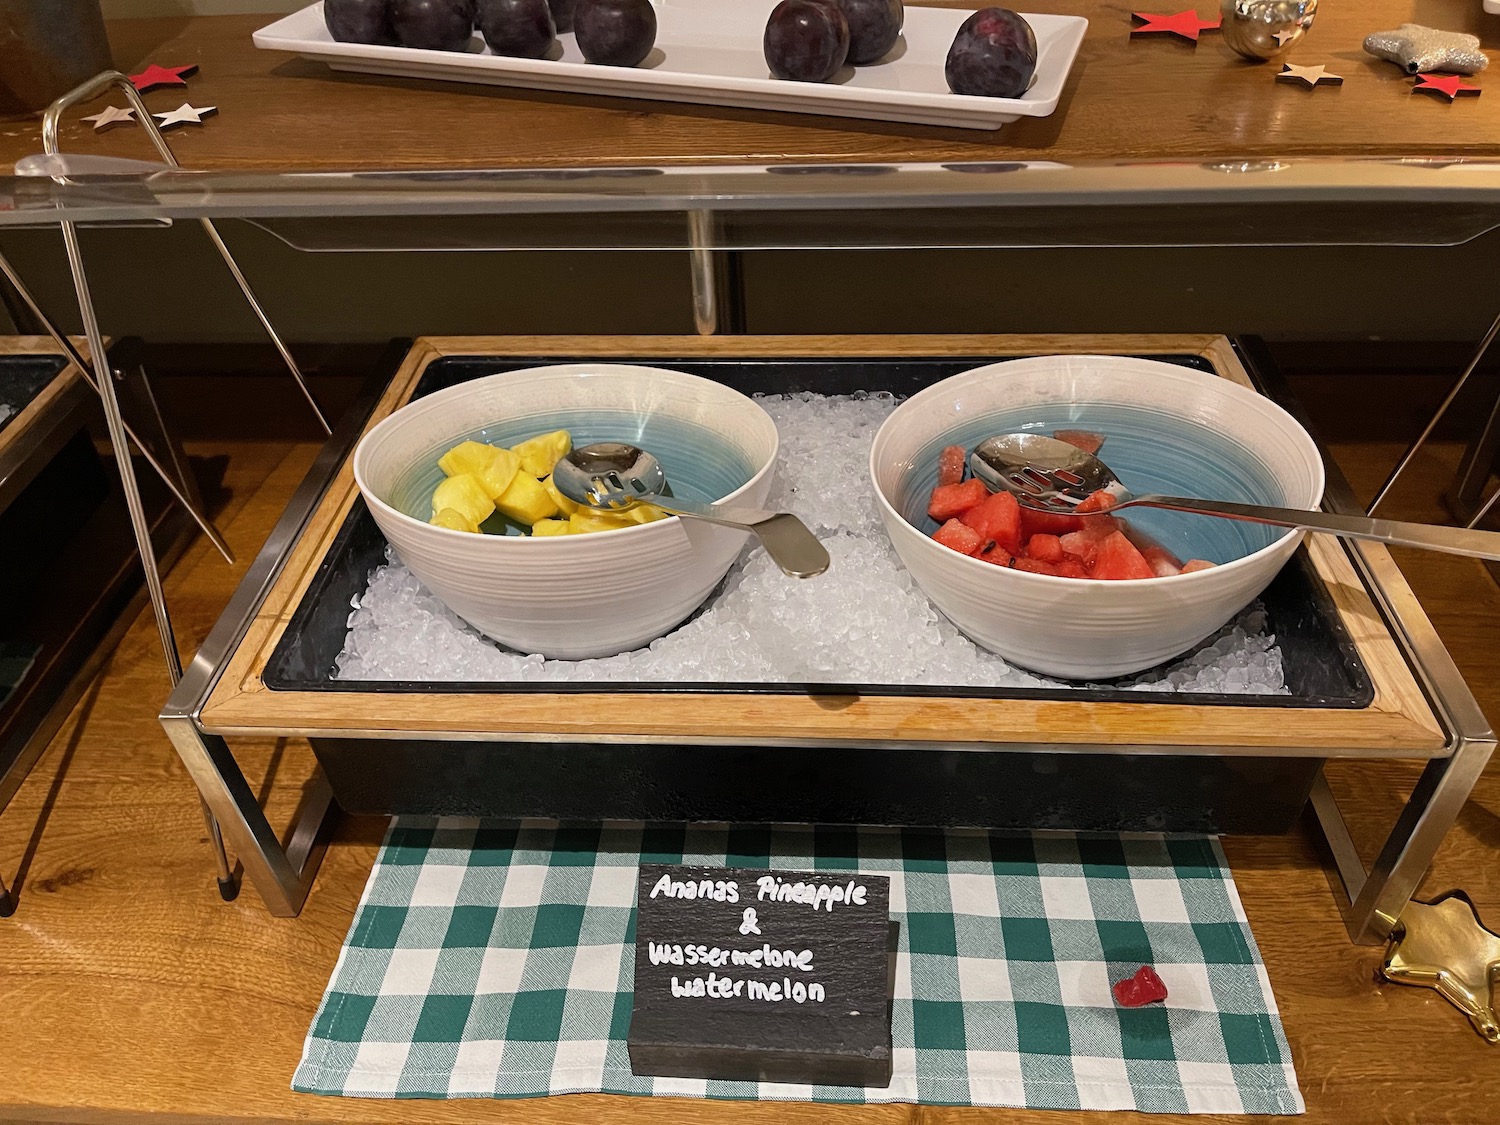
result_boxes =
[34,71,327,900]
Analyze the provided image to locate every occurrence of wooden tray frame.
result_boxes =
[199,334,1445,758]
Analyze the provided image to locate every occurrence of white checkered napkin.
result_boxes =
[295,821,1302,1114]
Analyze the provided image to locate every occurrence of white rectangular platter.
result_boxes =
[254,2,1087,131]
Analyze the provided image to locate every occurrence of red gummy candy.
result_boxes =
[1112,965,1168,1008]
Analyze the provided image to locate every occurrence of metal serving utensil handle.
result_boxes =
[648,497,831,578]
[1125,494,1500,561]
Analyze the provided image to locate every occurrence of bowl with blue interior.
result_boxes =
[353,363,779,660]
[869,355,1325,679]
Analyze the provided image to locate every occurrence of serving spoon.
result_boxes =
[969,432,1500,561]
[552,442,830,578]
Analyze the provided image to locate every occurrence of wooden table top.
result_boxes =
[2,2,1499,175]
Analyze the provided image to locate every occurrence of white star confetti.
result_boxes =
[81,105,137,132]
[152,103,219,131]
[1272,28,1300,47]
[1276,63,1344,88]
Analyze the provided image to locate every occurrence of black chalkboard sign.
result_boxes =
[627,864,894,1087]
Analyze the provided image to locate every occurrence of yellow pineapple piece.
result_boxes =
[541,474,579,517]
[438,441,520,499]
[431,473,495,526]
[529,519,573,537]
[621,503,669,524]
[494,472,559,526]
[512,429,572,477]
[429,507,480,533]
[569,510,639,535]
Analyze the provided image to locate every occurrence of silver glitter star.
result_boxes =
[81,105,137,132]
[152,103,219,131]
[1277,63,1344,88]
[1364,24,1489,76]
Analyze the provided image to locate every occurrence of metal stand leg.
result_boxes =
[0,871,14,917]
[0,247,234,564]
[1368,305,1500,515]
[687,211,745,336]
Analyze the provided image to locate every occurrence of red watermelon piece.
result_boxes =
[1013,557,1063,576]
[934,518,984,556]
[1054,558,1090,579]
[960,490,1023,556]
[977,542,1013,567]
[1140,545,1183,578]
[1020,506,1082,538]
[1025,534,1065,563]
[1090,531,1157,581]
[1181,559,1217,573]
[1054,429,1106,455]
[928,478,987,522]
[1059,524,1115,566]
[937,444,967,487]
[1073,489,1118,514]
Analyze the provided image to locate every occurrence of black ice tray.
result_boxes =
[0,355,67,437]
[264,354,1374,710]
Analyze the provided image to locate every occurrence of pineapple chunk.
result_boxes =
[429,507,479,533]
[620,503,668,524]
[494,472,559,526]
[529,518,572,537]
[431,473,495,526]
[438,440,520,500]
[541,473,579,517]
[569,510,639,535]
[512,429,572,477]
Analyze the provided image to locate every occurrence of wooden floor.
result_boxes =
[1,435,1498,1125]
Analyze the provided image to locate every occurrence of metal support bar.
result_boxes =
[158,344,398,915]
[41,72,234,894]
[0,247,234,564]
[1368,304,1500,515]
[40,71,331,437]
[688,210,719,336]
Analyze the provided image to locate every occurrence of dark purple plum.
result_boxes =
[325,0,398,45]
[831,0,901,65]
[391,0,476,52]
[764,0,849,83]
[945,7,1036,98]
[547,0,577,33]
[574,0,657,66]
[477,0,555,57]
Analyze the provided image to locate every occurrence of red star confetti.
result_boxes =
[1276,63,1344,88]
[1131,10,1221,42]
[1113,965,1169,1008]
[1413,73,1481,101]
[129,63,199,92]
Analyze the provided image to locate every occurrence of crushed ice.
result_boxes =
[335,392,1288,695]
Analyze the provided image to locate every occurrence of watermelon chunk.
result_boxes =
[1025,533,1065,563]
[934,518,985,557]
[1073,489,1118,514]
[959,490,1023,555]
[1181,559,1217,573]
[1140,545,1183,578]
[977,542,1013,567]
[1090,531,1157,580]
[1053,558,1090,579]
[1020,505,1082,538]
[1059,524,1115,566]
[1054,429,1105,455]
[1013,557,1063,576]
[928,478,987,521]
[937,444,967,487]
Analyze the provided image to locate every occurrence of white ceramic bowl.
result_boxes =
[354,363,778,660]
[870,355,1326,679]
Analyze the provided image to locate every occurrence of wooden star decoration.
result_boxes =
[1382,892,1500,1043]
[129,63,199,93]
[1131,10,1221,43]
[1413,73,1481,101]
[81,105,137,132]
[1277,63,1344,88]
[152,103,219,131]
[1272,28,1300,47]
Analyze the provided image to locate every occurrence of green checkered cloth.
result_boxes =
[294,820,1301,1113]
